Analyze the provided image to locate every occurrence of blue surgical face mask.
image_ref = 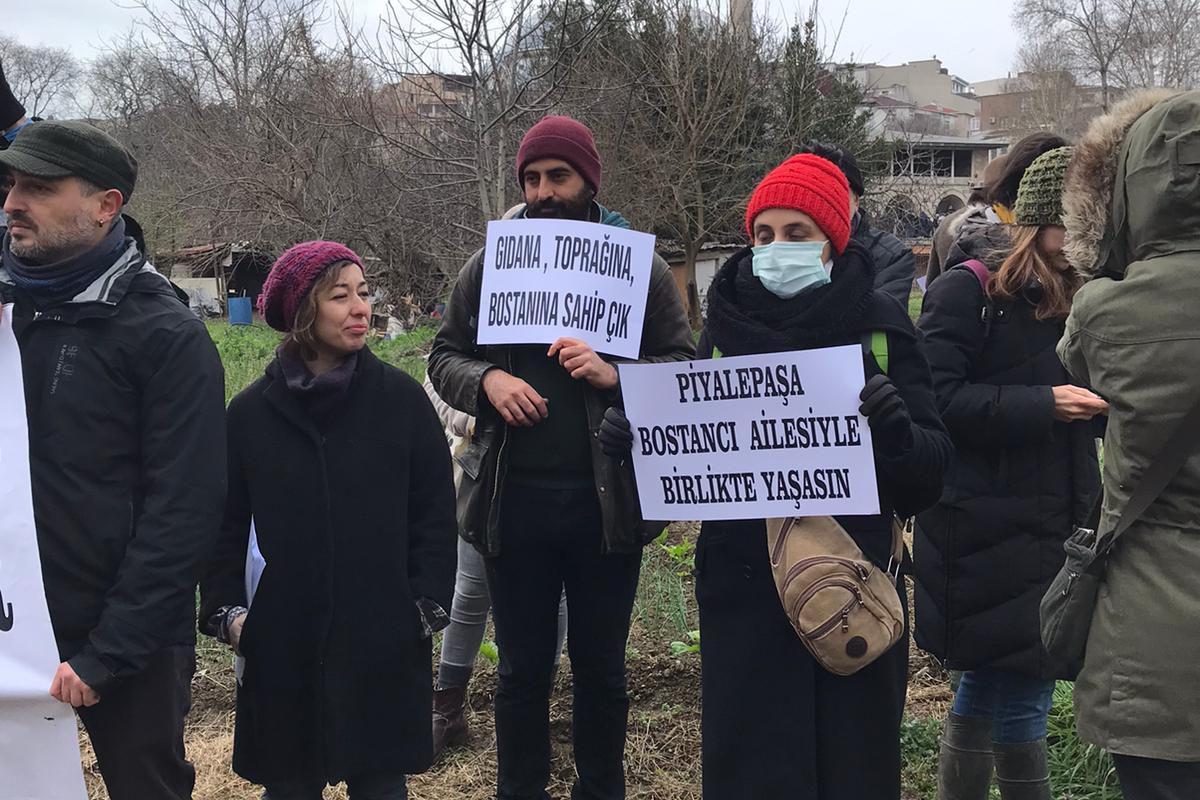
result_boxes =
[751,241,832,299]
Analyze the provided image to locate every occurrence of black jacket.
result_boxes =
[854,212,915,308]
[913,267,1100,678]
[693,244,951,797]
[200,348,457,783]
[427,211,695,557]
[0,236,226,690]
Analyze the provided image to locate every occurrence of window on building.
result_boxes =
[954,149,972,177]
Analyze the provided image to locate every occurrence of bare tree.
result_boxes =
[0,36,82,118]
[576,0,768,323]
[355,0,615,270]
[1015,0,1139,110]
[1111,0,1200,89]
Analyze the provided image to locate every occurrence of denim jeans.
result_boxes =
[487,483,642,800]
[437,536,568,688]
[951,669,1056,744]
[262,773,407,800]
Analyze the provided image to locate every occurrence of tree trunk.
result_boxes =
[684,239,703,329]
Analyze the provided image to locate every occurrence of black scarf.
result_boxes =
[705,240,877,357]
[3,217,130,310]
[275,344,360,430]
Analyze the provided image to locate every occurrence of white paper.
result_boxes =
[916,275,928,294]
[0,304,89,800]
[476,219,655,359]
[620,345,881,521]
[234,520,266,684]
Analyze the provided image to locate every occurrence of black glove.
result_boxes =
[598,406,634,459]
[0,58,26,135]
[859,374,913,455]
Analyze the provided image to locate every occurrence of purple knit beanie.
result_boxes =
[516,115,602,193]
[258,240,364,332]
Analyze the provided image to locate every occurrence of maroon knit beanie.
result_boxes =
[516,115,602,193]
[745,154,852,254]
[258,240,364,332]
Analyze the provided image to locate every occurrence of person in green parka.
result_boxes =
[1058,89,1200,799]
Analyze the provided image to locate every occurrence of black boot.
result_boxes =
[994,739,1051,800]
[432,685,469,759]
[938,712,994,800]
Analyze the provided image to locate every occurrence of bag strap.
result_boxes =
[955,259,994,339]
[860,330,889,375]
[1100,395,1200,553]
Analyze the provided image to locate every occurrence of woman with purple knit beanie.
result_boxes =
[200,241,457,800]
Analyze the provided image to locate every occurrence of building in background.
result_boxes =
[833,58,1005,238]
[972,71,1112,141]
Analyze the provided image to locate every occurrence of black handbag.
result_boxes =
[1040,396,1200,672]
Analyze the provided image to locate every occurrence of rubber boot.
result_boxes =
[938,712,995,800]
[994,739,1051,800]
[432,685,469,759]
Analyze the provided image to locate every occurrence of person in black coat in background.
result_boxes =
[602,154,951,799]
[801,140,917,307]
[200,241,457,800]
[914,147,1104,800]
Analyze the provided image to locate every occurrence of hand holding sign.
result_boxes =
[483,368,549,427]
[549,337,618,389]
[50,662,99,708]
[859,375,913,454]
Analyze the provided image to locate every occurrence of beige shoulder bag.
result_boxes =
[765,516,906,676]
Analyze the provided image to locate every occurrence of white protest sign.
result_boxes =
[0,304,88,800]
[477,218,655,359]
[620,345,880,521]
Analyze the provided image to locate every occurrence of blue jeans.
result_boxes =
[262,773,406,800]
[951,669,1056,744]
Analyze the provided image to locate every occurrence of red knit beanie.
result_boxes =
[516,115,602,193]
[745,154,852,254]
[258,241,364,332]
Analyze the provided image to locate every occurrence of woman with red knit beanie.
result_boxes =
[199,241,457,800]
[688,155,950,797]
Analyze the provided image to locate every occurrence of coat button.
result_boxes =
[743,565,752,579]
[599,486,606,494]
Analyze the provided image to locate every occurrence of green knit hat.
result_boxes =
[1014,146,1073,227]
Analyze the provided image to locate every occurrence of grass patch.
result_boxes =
[908,291,923,323]
[901,715,942,800]
[632,523,698,647]
[1047,682,1121,799]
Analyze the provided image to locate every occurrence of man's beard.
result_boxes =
[7,209,97,265]
[527,186,595,221]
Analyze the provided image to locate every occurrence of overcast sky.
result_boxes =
[11,0,1022,86]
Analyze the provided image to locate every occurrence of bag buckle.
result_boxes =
[885,553,902,581]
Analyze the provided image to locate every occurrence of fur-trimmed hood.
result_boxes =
[1063,89,1195,277]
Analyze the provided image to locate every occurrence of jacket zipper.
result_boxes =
[487,350,513,553]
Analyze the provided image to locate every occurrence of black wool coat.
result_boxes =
[200,348,457,785]
[694,245,952,799]
[913,267,1100,679]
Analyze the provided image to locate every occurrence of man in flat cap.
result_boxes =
[0,121,226,800]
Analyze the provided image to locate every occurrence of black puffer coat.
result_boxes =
[913,267,1100,679]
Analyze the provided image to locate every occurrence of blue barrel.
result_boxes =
[228,296,253,326]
